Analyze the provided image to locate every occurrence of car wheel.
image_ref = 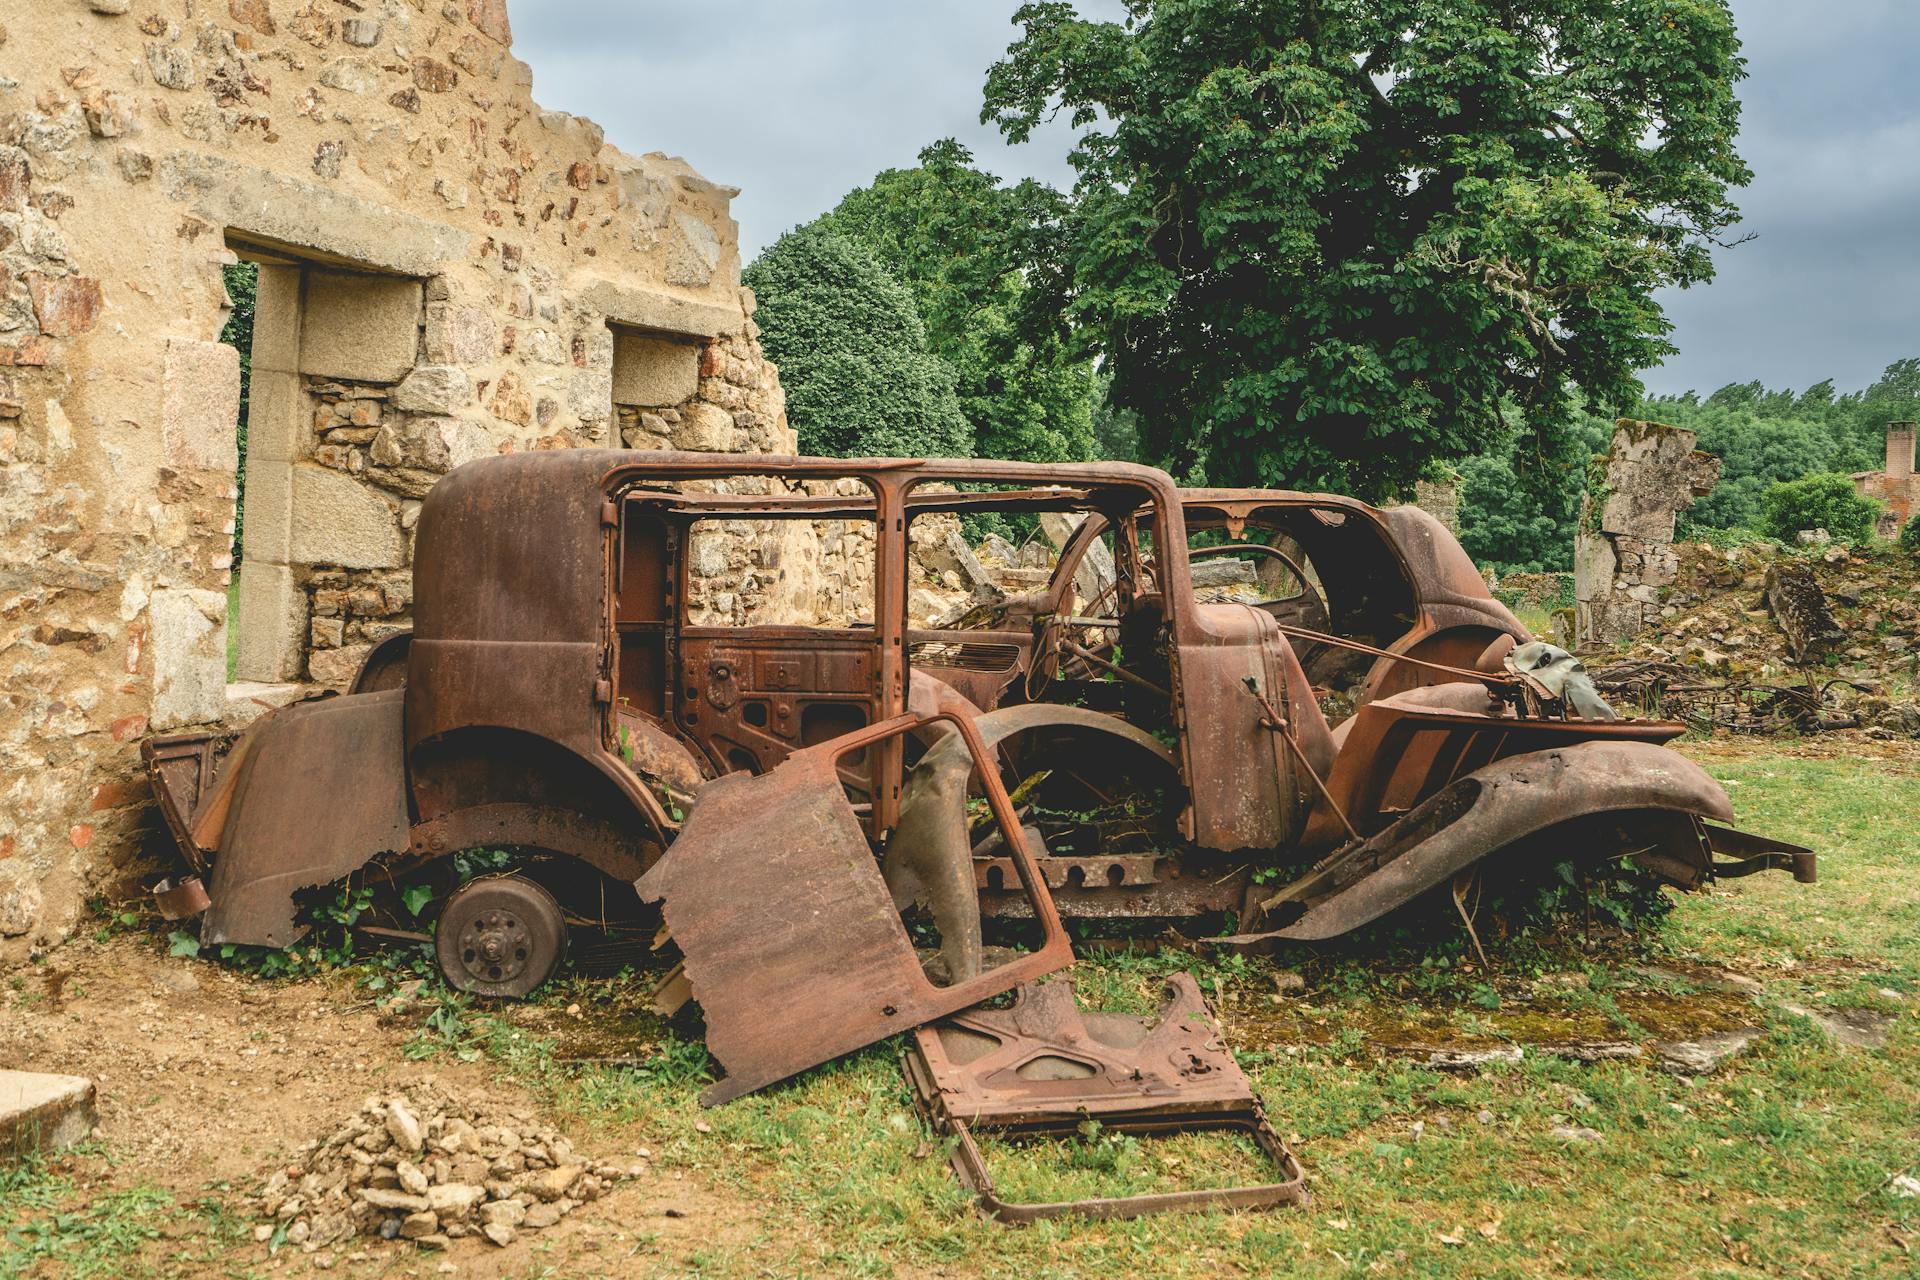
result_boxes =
[434,874,568,998]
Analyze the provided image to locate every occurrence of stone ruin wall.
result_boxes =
[1573,419,1721,648]
[0,0,803,959]
[1852,420,1920,540]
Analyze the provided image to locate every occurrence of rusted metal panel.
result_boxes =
[1302,692,1690,850]
[140,730,227,875]
[904,974,1307,1222]
[1247,739,1741,941]
[202,690,411,948]
[405,802,657,883]
[886,703,1178,973]
[979,863,1250,921]
[152,876,210,921]
[1175,605,1307,851]
[637,712,1074,1106]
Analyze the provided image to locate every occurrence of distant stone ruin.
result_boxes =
[1384,475,1462,538]
[1573,420,1720,648]
[1852,421,1920,539]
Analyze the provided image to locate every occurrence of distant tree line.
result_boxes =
[1455,360,1920,573]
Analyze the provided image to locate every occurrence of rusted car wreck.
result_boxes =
[145,450,1811,1212]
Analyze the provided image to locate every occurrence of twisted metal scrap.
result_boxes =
[1589,660,1866,734]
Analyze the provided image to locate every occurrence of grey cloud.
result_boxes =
[508,2,1110,255]
[1647,0,1920,395]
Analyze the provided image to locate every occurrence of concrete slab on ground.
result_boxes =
[1,1070,97,1160]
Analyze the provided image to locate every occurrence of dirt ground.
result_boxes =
[6,731,1918,1278]
[1,937,763,1277]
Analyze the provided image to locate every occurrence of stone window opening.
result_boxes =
[610,325,721,452]
[225,240,431,695]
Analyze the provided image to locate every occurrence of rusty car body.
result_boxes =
[144,450,1813,1013]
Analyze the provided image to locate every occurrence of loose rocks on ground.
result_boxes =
[249,1084,645,1254]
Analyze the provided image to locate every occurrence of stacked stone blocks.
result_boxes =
[0,0,793,958]
[1574,420,1721,647]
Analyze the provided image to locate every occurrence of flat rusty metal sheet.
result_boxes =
[904,973,1307,1222]
[635,711,1073,1106]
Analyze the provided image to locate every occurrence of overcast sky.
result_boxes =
[509,1,1920,400]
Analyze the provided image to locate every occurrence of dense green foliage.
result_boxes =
[1456,408,1611,572]
[811,141,1095,463]
[1643,359,1920,533]
[983,0,1751,498]
[743,224,973,459]
[1901,512,1920,553]
[1760,472,1878,544]
[220,260,257,562]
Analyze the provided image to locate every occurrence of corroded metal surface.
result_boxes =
[904,974,1307,1222]
[435,875,568,998]
[141,448,1812,978]
[1245,739,1739,942]
[200,690,411,948]
[636,712,1074,1106]
[885,703,1178,983]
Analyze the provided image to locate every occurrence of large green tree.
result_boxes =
[983,0,1752,498]
[743,224,973,459]
[813,141,1095,463]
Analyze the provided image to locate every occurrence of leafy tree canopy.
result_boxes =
[983,0,1751,499]
[1900,511,1920,554]
[743,223,973,459]
[1641,358,1920,534]
[813,141,1096,463]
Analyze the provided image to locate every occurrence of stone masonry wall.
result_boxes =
[1573,420,1721,648]
[0,0,795,961]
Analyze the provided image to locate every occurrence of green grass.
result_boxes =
[225,574,239,682]
[382,742,1917,1278]
[25,745,1914,1277]
[0,1147,252,1280]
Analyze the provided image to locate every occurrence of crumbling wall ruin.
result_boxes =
[0,0,797,960]
[1852,421,1920,540]
[1574,420,1720,648]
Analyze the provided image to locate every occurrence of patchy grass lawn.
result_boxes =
[5,739,1918,1278]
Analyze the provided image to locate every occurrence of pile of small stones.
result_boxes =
[251,1086,644,1253]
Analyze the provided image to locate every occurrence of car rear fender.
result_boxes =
[201,690,411,948]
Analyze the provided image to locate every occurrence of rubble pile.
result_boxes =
[1589,539,1920,736]
[250,1086,642,1254]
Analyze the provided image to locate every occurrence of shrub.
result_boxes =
[1902,512,1920,553]
[1759,472,1878,544]
[742,224,972,460]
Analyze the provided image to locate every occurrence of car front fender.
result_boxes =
[1253,739,1758,942]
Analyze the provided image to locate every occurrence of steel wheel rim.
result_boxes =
[434,875,566,998]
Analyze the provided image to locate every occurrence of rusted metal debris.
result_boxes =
[903,974,1307,1222]
[138,450,1815,1137]
[636,713,1074,1106]
[1591,659,1868,734]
